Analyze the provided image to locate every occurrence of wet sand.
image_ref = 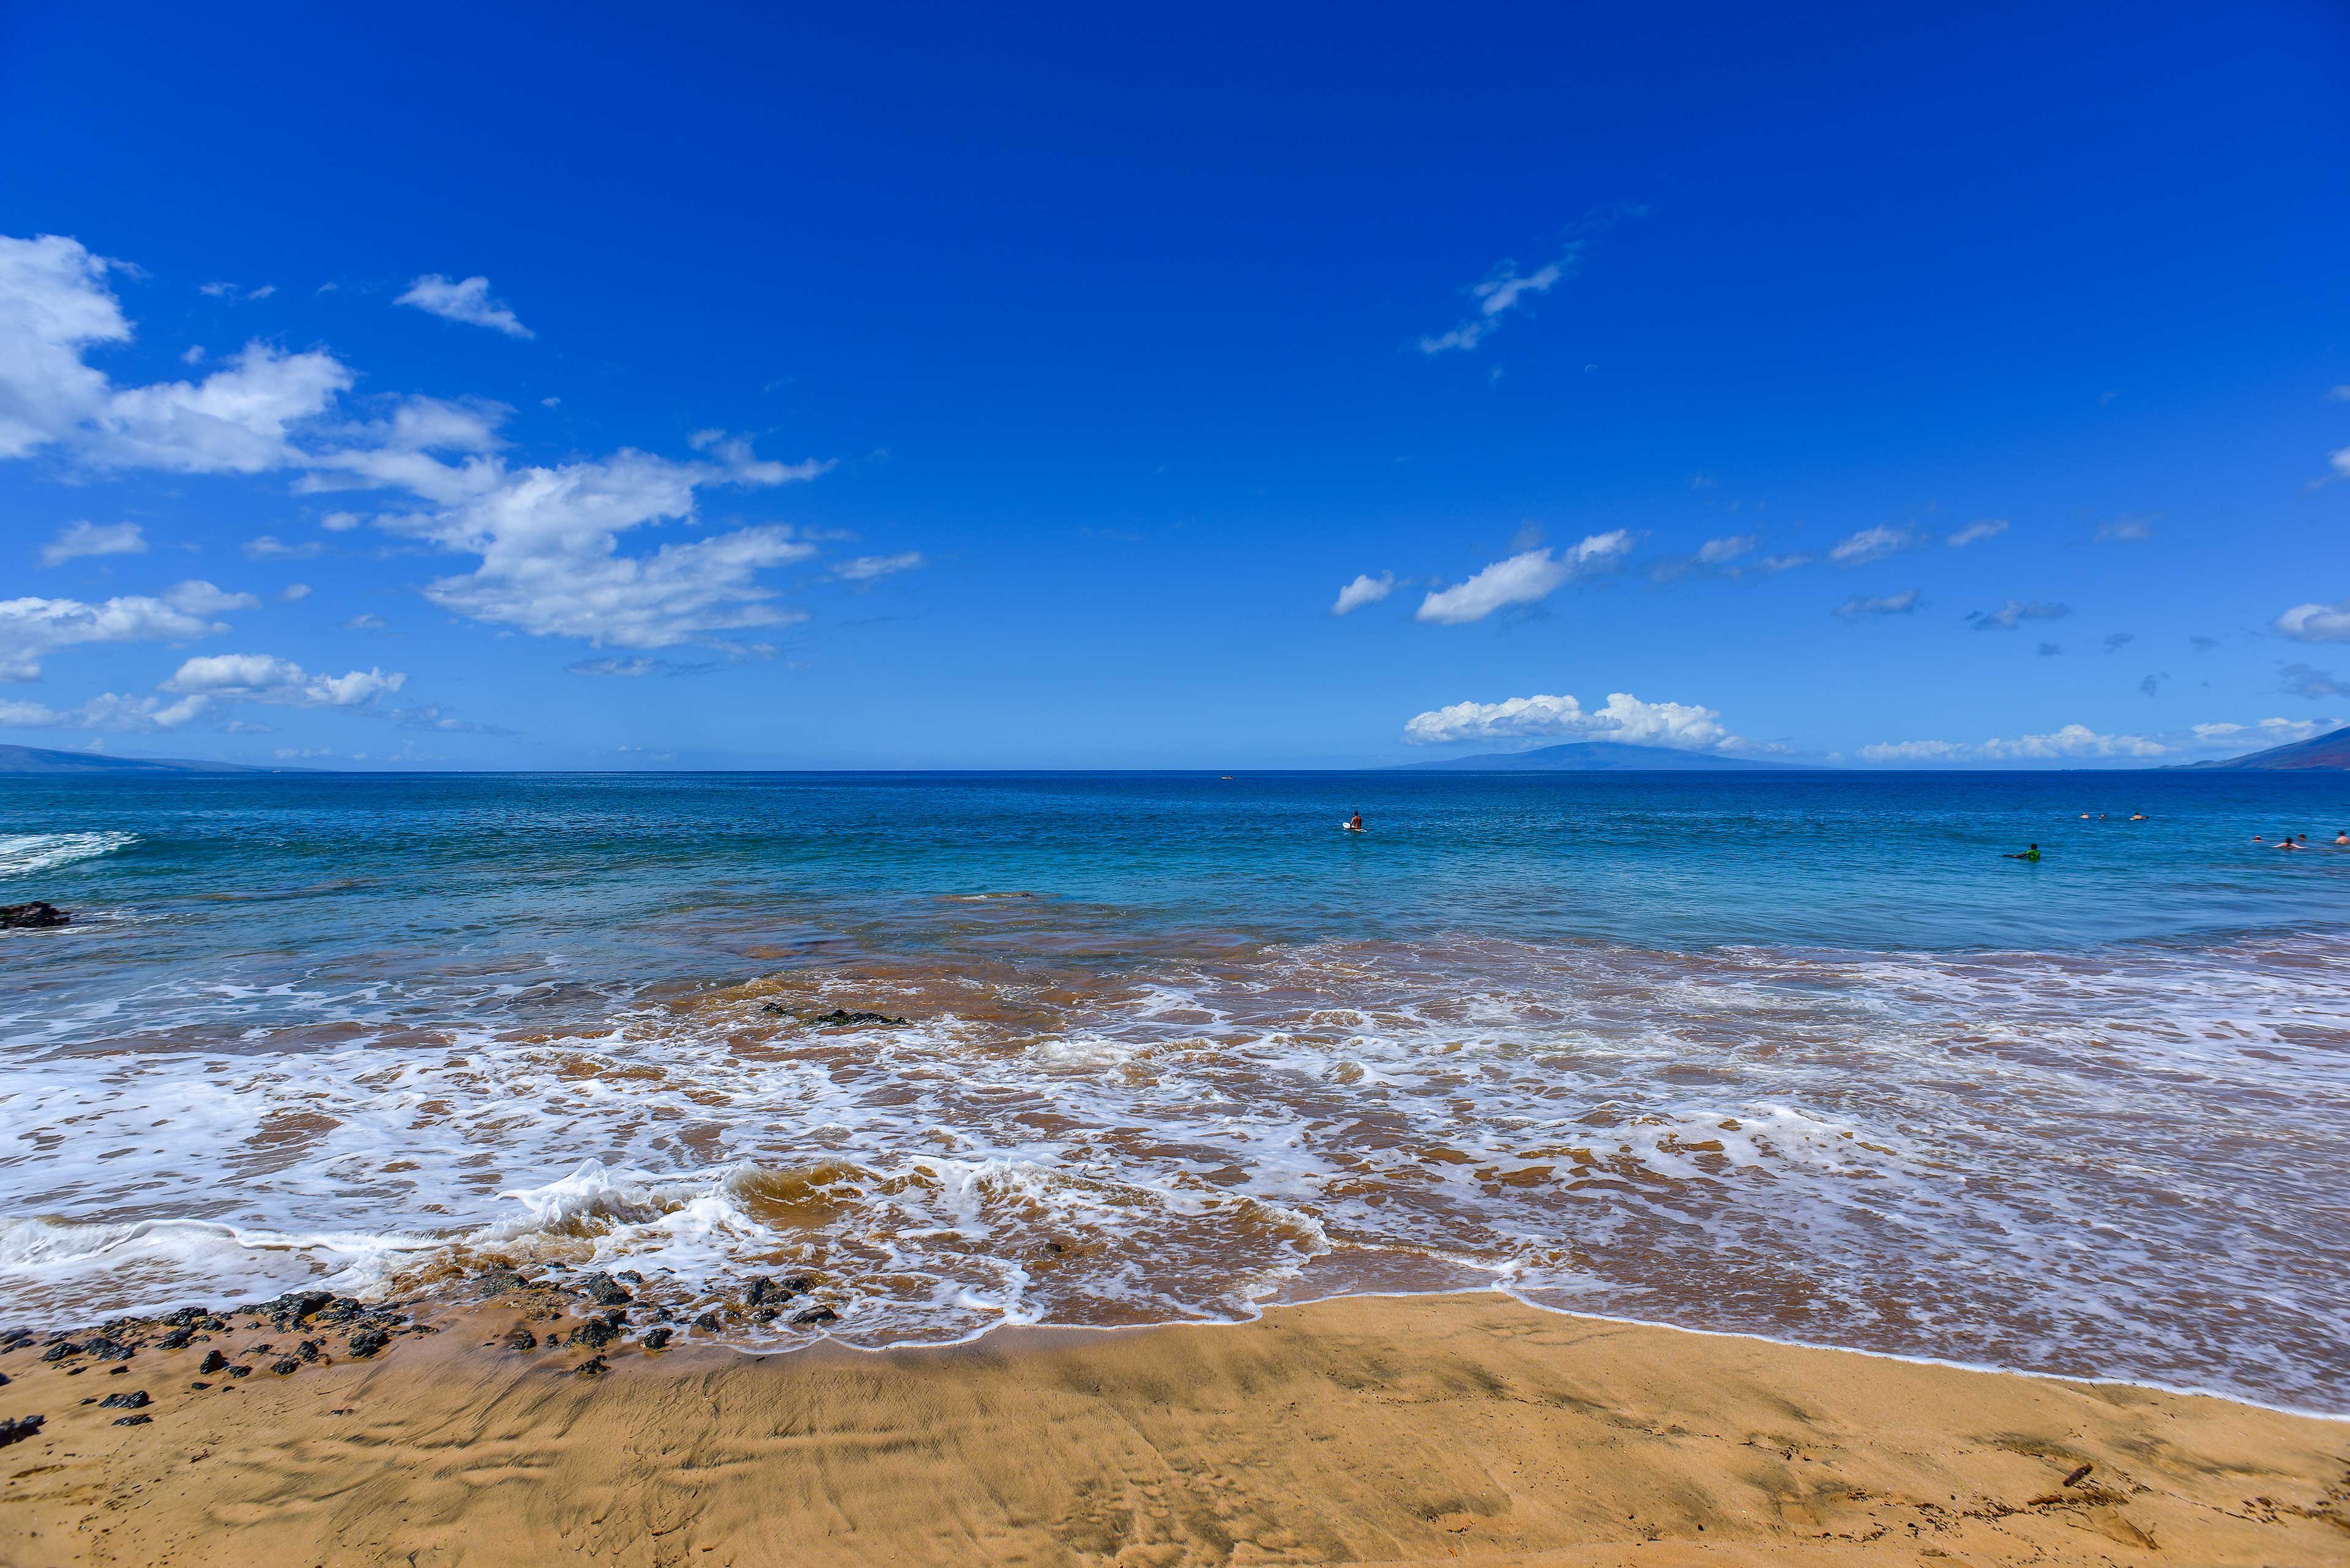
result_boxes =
[2,1291,2343,1567]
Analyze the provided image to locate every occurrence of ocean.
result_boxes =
[3,769,2346,1411]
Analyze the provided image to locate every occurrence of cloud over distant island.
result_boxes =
[1403,690,1740,750]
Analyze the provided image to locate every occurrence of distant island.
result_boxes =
[0,744,299,775]
[2168,725,2350,771]
[1398,741,1812,772]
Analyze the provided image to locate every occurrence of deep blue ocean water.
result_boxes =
[4,770,2347,1409]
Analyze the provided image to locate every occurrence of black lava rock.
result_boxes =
[791,1305,840,1326]
[227,1364,252,1378]
[40,1342,79,1362]
[159,1327,194,1350]
[579,1272,633,1307]
[474,1267,529,1297]
[783,1274,817,1293]
[198,1350,227,1373]
[615,1270,644,1285]
[567,1312,624,1350]
[297,1340,321,1362]
[346,1329,390,1359]
[640,1326,673,1350]
[113,1413,152,1426]
[505,1327,537,1351]
[575,1356,607,1377]
[744,1275,782,1306]
[98,1391,149,1409]
[0,902,70,929]
[692,1311,722,1331]
[270,1358,300,1376]
[816,1008,909,1026]
[0,1414,42,1448]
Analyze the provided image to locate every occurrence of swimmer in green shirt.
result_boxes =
[2003,844,2041,861]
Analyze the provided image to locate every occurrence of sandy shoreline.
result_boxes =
[3,1290,2344,1567]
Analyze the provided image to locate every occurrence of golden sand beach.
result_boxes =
[4,1291,2343,1567]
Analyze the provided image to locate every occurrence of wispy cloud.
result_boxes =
[243,534,322,560]
[2095,516,2152,543]
[1828,525,1926,566]
[1419,253,1573,355]
[832,551,924,582]
[395,274,534,339]
[1946,519,2007,547]
[1834,589,1919,619]
[1331,572,1395,615]
[39,520,146,566]
[1965,599,2070,632]
[1417,531,1632,624]
[2280,662,2348,700]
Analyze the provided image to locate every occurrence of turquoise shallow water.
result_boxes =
[3,770,2348,1409]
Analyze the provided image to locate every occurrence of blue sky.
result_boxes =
[2,0,2346,768]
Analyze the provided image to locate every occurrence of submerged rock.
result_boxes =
[640,1326,673,1350]
[0,902,69,929]
[763,1004,911,1026]
[692,1311,722,1332]
[791,1305,840,1327]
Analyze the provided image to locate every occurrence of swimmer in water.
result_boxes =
[2004,843,2041,861]
[2337,830,2348,846]
[2130,812,2148,821]
[1346,811,1365,832]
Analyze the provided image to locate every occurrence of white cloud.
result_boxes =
[243,534,323,560]
[0,233,130,460]
[1859,723,2169,763]
[0,239,349,469]
[1835,589,1919,619]
[2193,717,2324,744]
[1419,249,1577,355]
[1828,525,1926,566]
[395,274,534,339]
[1966,599,2070,632]
[1403,690,1739,750]
[40,520,146,565]
[2,232,835,657]
[279,583,311,602]
[342,613,387,631]
[832,551,925,582]
[1331,572,1395,615]
[2094,517,2152,543]
[1416,531,1631,624]
[162,652,405,707]
[0,692,212,731]
[1755,553,1813,573]
[319,511,363,532]
[92,342,352,474]
[1946,519,2007,547]
[335,449,820,649]
[2277,598,2350,643]
[0,580,247,681]
[1696,534,1755,565]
